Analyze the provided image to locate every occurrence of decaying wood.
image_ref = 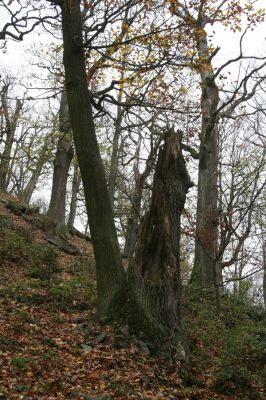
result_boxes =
[44,232,80,255]
[127,129,192,352]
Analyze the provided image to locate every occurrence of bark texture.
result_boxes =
[128,130,192,351]
[190,22,220,288]
[61,0,126,316]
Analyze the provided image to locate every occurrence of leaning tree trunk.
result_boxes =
[127,130,192,352]
[0,85,22,191]
[47,90,73,234]
[20,135,51,204]
[190,23,220,288]
[60,0,126,316]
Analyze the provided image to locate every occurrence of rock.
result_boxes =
[95,332,107,344]
[81,344,93,353]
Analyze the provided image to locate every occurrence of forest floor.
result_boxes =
[0,193,265,400]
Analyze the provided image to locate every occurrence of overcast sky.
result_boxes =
[0,0,265,233]
[1,1,266,73]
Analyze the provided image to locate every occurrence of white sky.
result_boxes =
[1,1,266,71]
[0,0,266,237]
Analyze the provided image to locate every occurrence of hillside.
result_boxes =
[0,194,265,400]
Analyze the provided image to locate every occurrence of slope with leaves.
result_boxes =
[0,193,265,399]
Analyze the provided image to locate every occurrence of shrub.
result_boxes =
[11,357,30,370]
[215,301,266,394]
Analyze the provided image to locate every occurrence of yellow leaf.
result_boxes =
[206,376,214,386]
[26,371,33,378]
[100,382,105,389]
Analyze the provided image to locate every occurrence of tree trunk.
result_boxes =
[60,0,126,316]
[190,23,219,288]
[124,137,142,260]
[20,136,50,204]
[67,157,81,230]
[47,90,73,234]
[124,133,161,260]
[0,85,22,191]
[263,240,266,308]
[108,103,124,209]
[128,130,192,352]
[60,1,190,356]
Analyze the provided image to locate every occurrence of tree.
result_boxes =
[0,79,22,191]
[55,0,194,354]
[167,0,266,288]
[128,129,192,348]
[67,155,81,231]
[59,0,126,316]
[47,90,74,234]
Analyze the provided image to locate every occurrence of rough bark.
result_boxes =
[47,90,73,234]
[60,0,126,316]
[128,130,192,352]
[0,84,22,191]
[189,22,219,288]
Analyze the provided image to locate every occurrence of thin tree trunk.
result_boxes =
[67,157,81,230]
[61,0,126,316]
[124,133,161,260]
[20,136,51,204]
[124,137,142,259]
[47,90,73,234]
[262,240,266,307]
[108,103,124,209]
[128,130,192,351]
[0,84,22,191]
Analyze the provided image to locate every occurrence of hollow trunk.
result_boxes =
[128,130,192,352]
[47,90,73,234]
[61,0,126,316]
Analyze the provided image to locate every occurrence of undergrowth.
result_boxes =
[183,287,266,398]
